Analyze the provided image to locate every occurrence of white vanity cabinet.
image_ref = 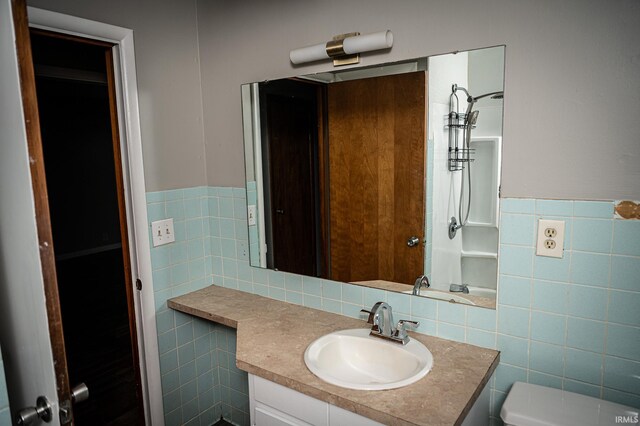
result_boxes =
[248,374,383,426]
[249,373,492,426]
[249,374,491,426]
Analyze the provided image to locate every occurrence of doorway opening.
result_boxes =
[30,29,144,425]
[259,79,325,277]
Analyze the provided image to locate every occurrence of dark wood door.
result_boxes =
[261,81,319,276]
[30,29,144,425]
[328,71,427,285]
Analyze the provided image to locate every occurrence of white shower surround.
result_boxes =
[428,48,503,294]
[428,51,468,292]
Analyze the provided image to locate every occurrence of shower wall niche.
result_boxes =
[461,136,501,290]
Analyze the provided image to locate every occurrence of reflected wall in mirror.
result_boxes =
[242,46,504,309]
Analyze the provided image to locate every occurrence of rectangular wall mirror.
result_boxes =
[241,45,505,309]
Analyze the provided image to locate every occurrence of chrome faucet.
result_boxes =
[361,302,419,345]
[412,275,430,295]
[362,302,395,336]
[450,283,469,294]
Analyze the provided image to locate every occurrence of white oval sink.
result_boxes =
[304,328,433,390]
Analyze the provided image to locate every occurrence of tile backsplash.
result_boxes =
[496,199,640,414]
[147,188,640,425]
[147,187,250,425]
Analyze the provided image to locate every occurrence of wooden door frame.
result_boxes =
[16,5,163,425]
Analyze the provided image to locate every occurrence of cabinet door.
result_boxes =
[329,405,384,426]
[250,374,385,426]
[460,382,490,426]
[255,405,314,426]
[250,375,328,426]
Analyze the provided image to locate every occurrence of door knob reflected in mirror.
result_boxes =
[407,236,420,247]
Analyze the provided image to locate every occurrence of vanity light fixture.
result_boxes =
[289,30,393,66]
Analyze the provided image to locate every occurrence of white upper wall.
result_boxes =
[27,0,207,192]
[468,46,504,137]
[468,46,505,101]
[23,0,640,199]
[198,0,640,200]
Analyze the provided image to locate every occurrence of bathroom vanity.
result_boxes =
[169,286,499,425]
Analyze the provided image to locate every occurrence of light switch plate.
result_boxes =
[151,218,175,247]
[536,219,565,258]
[247,205,257,226]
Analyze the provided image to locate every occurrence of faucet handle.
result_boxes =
[360,309,374,324]
[361,309,383,334]
[394,319,419,341]
[397,319,419,329]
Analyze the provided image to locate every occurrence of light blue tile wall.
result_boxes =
[149,188,640,425]
[495,198,640,414]
[215,324,250,426]
[0,346,10,426]
[148,187,250,426]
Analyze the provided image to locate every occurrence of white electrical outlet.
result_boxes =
[247,205,257,226]
[151,218,175,247]
[536,219,565,258]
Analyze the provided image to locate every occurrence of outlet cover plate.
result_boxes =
[536,219,565,258]
[151,218,175,247]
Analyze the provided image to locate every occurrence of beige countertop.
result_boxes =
[168,285,500,426]
[352,280,497,310]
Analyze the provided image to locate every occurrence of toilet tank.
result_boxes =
[501,382,639,426]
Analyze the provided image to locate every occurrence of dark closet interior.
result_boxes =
[31,30,143,425]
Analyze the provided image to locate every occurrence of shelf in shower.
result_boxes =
[460,250,497,259]
[464,221,497,228]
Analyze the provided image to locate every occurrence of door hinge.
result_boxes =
[136,278,142,291]
[59,400,72,424]
[59,383,89,424]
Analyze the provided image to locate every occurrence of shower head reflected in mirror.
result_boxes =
[448,85,504,238]
[464,91,504,120]
[451,85,504,112]
[473,91,504,101]
[467,110,479,126]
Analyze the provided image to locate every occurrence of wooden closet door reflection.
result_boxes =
[328,71,427,285]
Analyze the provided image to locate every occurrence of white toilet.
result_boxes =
[501,382,639,426]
